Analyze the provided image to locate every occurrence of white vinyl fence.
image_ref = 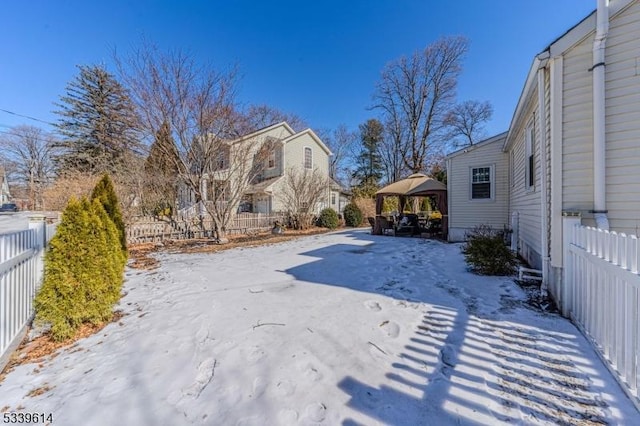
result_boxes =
[0,218,57,363]
[127,213,287,244]
[564,225,640,403]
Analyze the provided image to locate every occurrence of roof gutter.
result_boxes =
[592,0,609,230]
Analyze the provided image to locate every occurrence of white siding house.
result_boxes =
[445,132,509,242]
[450,0,640,307]
[181,121,345,216]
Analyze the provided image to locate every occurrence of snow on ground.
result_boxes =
[1,229,638,425]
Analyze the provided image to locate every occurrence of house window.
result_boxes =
[304,147,312,169]
[215,148,228,170]
[267,150,275,169]
[471,166,492,199]
[331,193,336,205]
[525,121,535,189]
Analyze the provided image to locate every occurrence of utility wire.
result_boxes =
[0,108,55,126]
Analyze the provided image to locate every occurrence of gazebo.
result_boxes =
[373,173,448,238]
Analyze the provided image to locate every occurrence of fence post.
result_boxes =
[28,214,47,284]
[561,212,582,317]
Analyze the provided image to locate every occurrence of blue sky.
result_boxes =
[1,1,595,140]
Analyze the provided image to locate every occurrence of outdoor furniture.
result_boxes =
[424,218,443,238]
[382,216,396,236]
[395,214,420,236]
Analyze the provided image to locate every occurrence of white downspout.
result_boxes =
[593,0,609,229]
[537,62,550,297]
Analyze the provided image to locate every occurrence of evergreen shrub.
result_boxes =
[34,196,126,341]
[462,225,516,276]
[91,174,127,254]
[343,203,363,227]
[316,208,339,229]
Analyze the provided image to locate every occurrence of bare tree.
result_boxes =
[0,125,58,210]
[373,36,468,173]
[117,44,266,241]
[317,124,357,185]
[233,104,308,136]
[379,115,409,185]
[444,100,493,147]
[278,167,330,229]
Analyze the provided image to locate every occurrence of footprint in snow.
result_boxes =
[439,345,457,378]
[304,402,327,422]
[251,377,266,398]
[298,363,323,382]
[184,358,216,398]
[379,320,400,338]
[364,300,382,311]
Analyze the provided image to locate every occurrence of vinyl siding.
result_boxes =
[284,133,330,175]
[562,33,594,223]
[447,135,509,241]
[271,132,331,213]
[508,95,543,268]
[604,0,640,235]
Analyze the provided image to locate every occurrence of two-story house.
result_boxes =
[181,121,348,217]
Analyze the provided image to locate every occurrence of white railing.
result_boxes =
[127,212,287,244]
[0,218,57,362]
[564,225,640,402]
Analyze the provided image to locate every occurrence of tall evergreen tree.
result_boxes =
[54,65,139,174]
[353,119,384,188]
[143,121,180,215]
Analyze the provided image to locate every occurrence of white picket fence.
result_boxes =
[0,219,58,363]
[564,225,640,402]
[127,213,287,243]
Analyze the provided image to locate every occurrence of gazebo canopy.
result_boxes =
[373,173,448,238]
[376,173,433,196]
[406,177,446,196]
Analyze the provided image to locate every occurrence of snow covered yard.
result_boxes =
[1,229,638,425]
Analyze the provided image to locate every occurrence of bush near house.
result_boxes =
[316,208,339,229]
[343,203,364,227]
[462,225,516,276]
[34,194,127,341]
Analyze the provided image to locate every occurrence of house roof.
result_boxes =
[229,121,295,145]
[445,131,508,160]
[329,177,350,195]
[245,176,282,194]
[503,0,636,151]
[281,128,333,156]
